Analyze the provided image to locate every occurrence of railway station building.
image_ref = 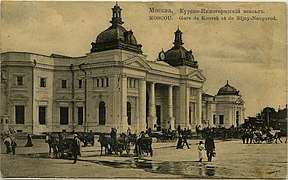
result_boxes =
[0,4,245,134]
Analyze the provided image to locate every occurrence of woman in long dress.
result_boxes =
[197,141,205,162]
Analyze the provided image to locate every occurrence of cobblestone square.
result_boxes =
[1,137,287,179]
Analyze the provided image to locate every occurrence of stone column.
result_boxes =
[186,86,190,128]
[179,83,186,127]
[148,82,156,129]
[168,85,175,130]
[120,75,128,132]
[139,79,146,131]
[196,89,202,125]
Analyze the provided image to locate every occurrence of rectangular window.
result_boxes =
[106,78,109,87]
[78,107,83,125]
[16,76,23,86]
[96,79,99,87]
[60,107,69,125]
[101,78,104,87]
[61,80,67,88]
[213,114,216,124]
[39,106,46,125]
[15,106,25,124]
[78,79,83,88]
[40,78,46,87]
[219,115,224,125]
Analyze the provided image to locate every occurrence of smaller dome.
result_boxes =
[217,81,240,95]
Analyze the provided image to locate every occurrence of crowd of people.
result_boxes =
[3,124,285,164]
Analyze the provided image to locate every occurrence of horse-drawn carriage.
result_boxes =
[98,133,152,157]
[46,133,75,158]
[76,132,94,147]
[135,136,153,156]
[154,130,177,142]
[252,130,281,144]
[98,133,133,156]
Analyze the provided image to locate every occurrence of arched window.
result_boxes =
[127,102,131,125]
[99,101,106,125]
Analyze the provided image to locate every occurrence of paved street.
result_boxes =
[1,136,287,179]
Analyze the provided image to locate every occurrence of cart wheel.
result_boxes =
[254,138,261,144]
[266,138,273,144]
[126,143,131,155]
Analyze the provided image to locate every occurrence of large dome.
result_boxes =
[90,4,142,54]
[217,81,240,96]
[96,26,138,45]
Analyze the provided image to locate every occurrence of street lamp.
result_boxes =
[79,63,87,132]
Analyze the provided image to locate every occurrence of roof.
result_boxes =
[217,80,240,96]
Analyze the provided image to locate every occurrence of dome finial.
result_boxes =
[226,80,229,85]
[173,27,184,47]
[110,3,124,27]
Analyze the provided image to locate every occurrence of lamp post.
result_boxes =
[79,63,87,132]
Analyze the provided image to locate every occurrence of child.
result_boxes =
[197,141,204,162]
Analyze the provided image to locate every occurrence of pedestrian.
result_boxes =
[3,135,12,154]
[197,141,204,162]
[10,135,17,155]
[24,134,33,147]
[182,128,190,149]
[176,133,183,149]
[71,134,81,164]
[177,125,181,135]
[205,134,215,162]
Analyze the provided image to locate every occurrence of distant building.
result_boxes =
[0,4,245,133]
[202,81,245,127]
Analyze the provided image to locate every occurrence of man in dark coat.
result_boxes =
[205,134,215,162]
[181,128,190,149]
[71,134,81,164]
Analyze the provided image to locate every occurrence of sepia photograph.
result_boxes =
[0,1,287,179]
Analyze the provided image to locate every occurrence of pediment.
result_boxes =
[236,97,245,104]
[188,71,206,82]
[123,57,151,70]
[10,94,29,101]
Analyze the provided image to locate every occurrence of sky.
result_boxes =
[1,1,287,117]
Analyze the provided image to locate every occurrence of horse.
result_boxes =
[45,134,59,157]
[135,136,153,157]
[273,131,283,144]
[98,134,113,156]
[4,137,12,154]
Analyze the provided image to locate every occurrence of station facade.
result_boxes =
[0,4,245,134]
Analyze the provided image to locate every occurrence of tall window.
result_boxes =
[219,115,224,125]
[106,78,109,87]
[60,107,69,125]
[16,76,23,86]
[40,78,46,87]
[61,80,67,88]
[39,106,46,125]
[99,101,106,125]
[236,111,239,127]
[101,78,104,87]
[213,114,216,125]
[127,102,131,125]
[15,106,25,124]
[78,107,83,125]
[78,80,83,88]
